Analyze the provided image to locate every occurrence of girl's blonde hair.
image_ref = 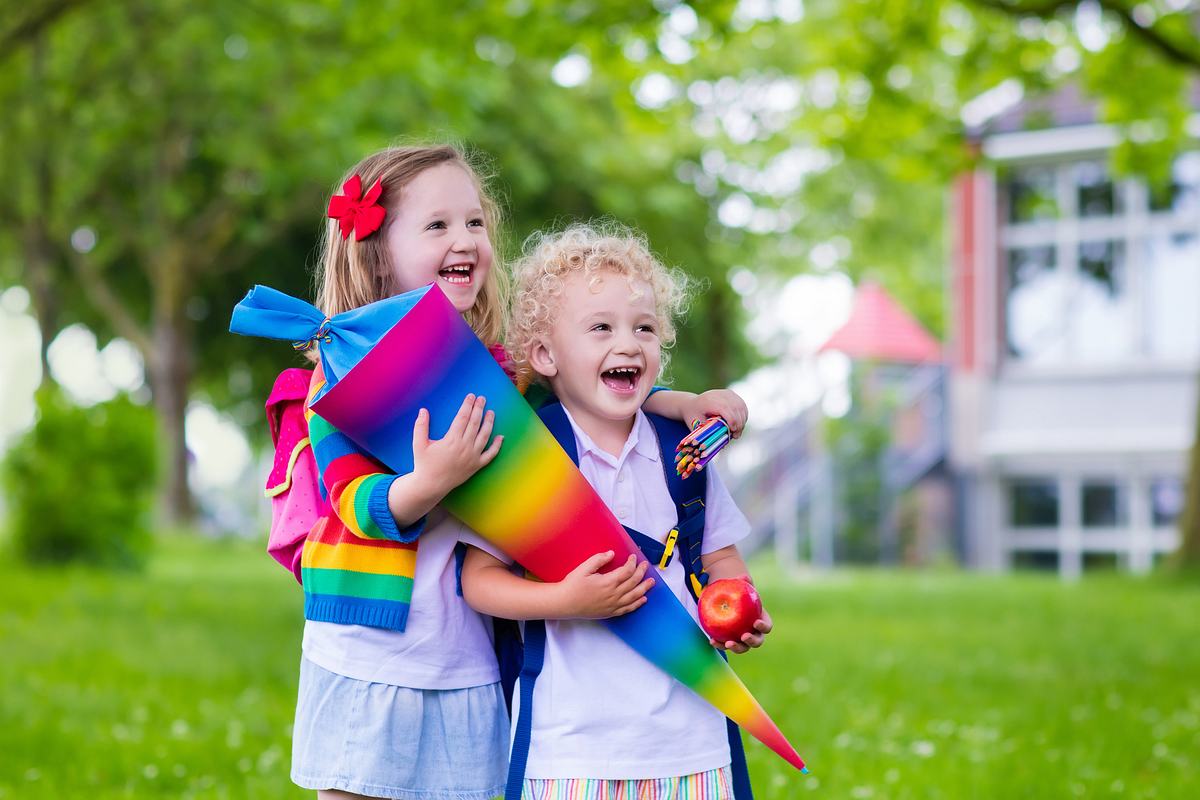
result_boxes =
[315,144,507,344]
[507,222,691,383]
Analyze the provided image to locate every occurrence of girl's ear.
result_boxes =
[528,340,558,379]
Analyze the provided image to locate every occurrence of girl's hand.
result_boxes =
[709,609,772,654]
[550,551,654,619]
[412,394,503,496]
[682,389,748,439]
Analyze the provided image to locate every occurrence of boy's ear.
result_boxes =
[528,340,558,379]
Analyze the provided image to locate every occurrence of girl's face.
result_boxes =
[384,163,494,313]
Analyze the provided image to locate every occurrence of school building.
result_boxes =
[948,85,1199,576]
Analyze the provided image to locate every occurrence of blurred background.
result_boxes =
[2,0,1199,797]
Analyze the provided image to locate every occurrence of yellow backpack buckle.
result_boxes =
[659,529,679,569]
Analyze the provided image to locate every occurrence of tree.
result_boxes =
[0,1,761,522]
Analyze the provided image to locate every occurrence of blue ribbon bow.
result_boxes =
[229,284,426,386]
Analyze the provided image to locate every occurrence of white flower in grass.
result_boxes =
[911,739,936,758]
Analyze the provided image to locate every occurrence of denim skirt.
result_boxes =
[291,657,509,799]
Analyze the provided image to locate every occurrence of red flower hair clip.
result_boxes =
[327,174,386,241]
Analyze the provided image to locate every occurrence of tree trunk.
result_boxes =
[1177,373,1200,567]
[707,285,731,387]
[23,230,59,388]
[22,33,59,387]
[150,309,194,524]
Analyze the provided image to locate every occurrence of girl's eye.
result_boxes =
[469,218,485,228]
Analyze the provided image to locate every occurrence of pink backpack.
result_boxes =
[262,346,515,583]
[264,368,328,584]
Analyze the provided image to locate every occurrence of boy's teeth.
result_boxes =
[601,367,640,392]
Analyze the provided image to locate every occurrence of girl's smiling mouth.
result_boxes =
[439,264,474,285]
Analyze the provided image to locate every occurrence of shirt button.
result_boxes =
[616,506,630,519]
[617,472,627,483]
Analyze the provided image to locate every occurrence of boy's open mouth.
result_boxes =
[600,366,641,394]
[438,264,474,286]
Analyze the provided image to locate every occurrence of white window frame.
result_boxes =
[987,130,1200,377]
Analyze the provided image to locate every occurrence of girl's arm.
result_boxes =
[310,394,501,540]
[460,546,654,620]
[387,395,502,525]
[700,544,773,654]
[643,388,749,437]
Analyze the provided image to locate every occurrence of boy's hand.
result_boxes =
[683,389,748,440]
[709,609,772,654]
[412,394,503,496]
[551,551,654,619]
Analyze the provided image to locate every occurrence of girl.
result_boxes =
[460,223,771,800]
[285,145,748,800]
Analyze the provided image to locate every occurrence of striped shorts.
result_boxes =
[522,766,734,800]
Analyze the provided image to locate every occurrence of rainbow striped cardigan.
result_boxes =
[301,363,423,631]
[296,350,648,631]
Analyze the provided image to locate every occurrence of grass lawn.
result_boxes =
[1,536,1197,798]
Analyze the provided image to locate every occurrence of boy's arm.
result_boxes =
[460,546,655,620]
[643,388,748,436]
[701,543,753,581]
[700,544,773,653]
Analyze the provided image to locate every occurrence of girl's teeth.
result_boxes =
[440,267,472,285]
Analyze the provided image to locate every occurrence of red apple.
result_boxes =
[698,577,763,643]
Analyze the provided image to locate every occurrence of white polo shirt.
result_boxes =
[513,408,751,780]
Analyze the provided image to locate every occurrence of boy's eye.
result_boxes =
[637,324,657,334]
[426,220,446,230]
[591,323,611,332]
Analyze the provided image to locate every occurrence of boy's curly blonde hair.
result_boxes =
[507,222,691,384]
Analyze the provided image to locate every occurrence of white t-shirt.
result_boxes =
[302,511,501,690]
[499,409,751,780]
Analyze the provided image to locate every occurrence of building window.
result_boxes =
[1000,154,1200,368]
[1150,476,1185,528]
[1011,550,1060,571]
[1005,245,1065,362]
[1009,479,1059,528]
[1149,152,1200,214]
[1143,234,1200,361]
[1008,164,1059,223]
[1082,480,1127,528]
[1073,240,1134,363]
[1074,161,1120,218]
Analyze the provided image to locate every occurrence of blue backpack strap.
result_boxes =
[505,618,546,800]
[647,413,754,799]
[728,715,754,799]
[505,402,574,799]
[536,401,579,463]
[645,413,710,599]
[515,405,752,799]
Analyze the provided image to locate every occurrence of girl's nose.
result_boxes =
[451,225,477,252]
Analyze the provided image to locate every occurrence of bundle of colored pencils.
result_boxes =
[675,416,731,479]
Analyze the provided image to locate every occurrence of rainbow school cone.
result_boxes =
[230,284,807,773]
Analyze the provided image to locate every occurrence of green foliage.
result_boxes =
[1,389,157,568]
[6,0,1200,521]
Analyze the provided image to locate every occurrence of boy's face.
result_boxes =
[531,269,662,425]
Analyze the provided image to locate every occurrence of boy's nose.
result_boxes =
[613,333,640,355]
